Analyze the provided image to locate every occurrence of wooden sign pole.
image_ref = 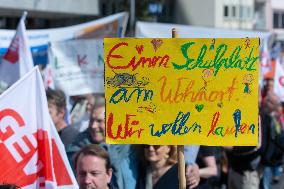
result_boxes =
[172,28,186,189]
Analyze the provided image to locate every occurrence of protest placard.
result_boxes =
[104,38,259,146]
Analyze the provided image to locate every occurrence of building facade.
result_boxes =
[254,0,284,41]
[172,0,255,30]
[0,0,100,29]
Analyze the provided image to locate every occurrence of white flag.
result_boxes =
[0,12,33,89]
[260,38,271,76]
[0,66,78,188]
[274,59,284,101]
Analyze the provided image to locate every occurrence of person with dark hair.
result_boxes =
[67,95,142,189]
[75,144,116,189]
[260,92,284,189]
[67,95,200,189]
[46,88,78,147]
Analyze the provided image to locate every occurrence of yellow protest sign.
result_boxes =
[104,38,259,146]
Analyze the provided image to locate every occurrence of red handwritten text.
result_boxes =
[107,112,144,139]
[106,42,170,71]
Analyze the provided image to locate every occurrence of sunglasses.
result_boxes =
[144,145,162,150]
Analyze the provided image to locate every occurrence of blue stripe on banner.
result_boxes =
[0,48,7,63]
[31,45,48,66]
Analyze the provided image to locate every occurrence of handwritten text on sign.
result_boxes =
[104,38,259,145]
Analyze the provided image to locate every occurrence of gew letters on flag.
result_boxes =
[0,67,78,188]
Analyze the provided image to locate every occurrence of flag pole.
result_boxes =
[21,11,28,21]
[172,28,186,189]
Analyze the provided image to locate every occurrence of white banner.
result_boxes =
[0,12,128,65]
[274,59,284,102]
[0,67,78,188]
[49,39,104,96]
[136,21,271,48]
[136,21,271,38]
[260,38,271,76]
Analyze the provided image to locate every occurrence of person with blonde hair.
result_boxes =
[136,145,179,189]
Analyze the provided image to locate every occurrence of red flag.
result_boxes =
[0,67,78,188]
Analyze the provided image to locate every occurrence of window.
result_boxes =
[224,6,229,17]
[247,7,252,19]
[245,7,252,19]
[239,6,244,19]
[239,6,252,20]
[274,12,280,28]
[232,6,236,17]
[148,3,162,14]
[273,12,284,28]
[281,13,284,28]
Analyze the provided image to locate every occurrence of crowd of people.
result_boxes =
[2,77,284,189]
[45,89,200,189]
[41,76,284,189]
